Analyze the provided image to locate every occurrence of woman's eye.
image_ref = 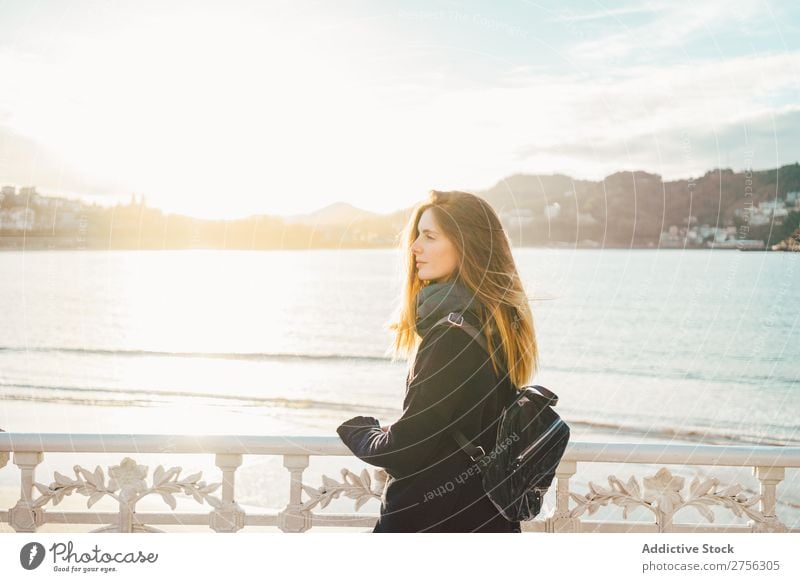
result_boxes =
[426,235,434,240]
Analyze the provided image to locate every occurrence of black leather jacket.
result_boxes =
[337,322,521,532]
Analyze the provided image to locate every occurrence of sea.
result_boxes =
[0,248,798,528]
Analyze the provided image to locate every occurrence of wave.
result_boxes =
[547,363,798,388]
[0,381,399,415]
[1,346,795,387]
[0,345,393,364]
[568,417,800,447]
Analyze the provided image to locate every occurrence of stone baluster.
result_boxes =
[278,454,311,533]
[10,452,45,532]
[210,453,246,532]
[545,460,580,532]
[117,481,137,533]
[750,466,787,532]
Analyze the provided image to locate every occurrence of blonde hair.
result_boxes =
[385,190,539,388]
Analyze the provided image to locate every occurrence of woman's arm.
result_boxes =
[336,324,483,476]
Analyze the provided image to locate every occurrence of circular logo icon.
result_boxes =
[20,542,46,570]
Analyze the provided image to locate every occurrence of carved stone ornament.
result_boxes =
[32,457,223,512]
[301,468,388,511]
[568,467,766,527]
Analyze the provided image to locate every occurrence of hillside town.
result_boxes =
[0,186,87,232]
[494,187,800,251]
[656,191,800,250]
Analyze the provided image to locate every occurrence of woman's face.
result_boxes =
[411,209,460,283]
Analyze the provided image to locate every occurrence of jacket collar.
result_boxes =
[414,280,483,338]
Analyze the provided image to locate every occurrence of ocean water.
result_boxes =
[0,248,798,446]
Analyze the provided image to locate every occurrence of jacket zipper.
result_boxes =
[510,418,565,470]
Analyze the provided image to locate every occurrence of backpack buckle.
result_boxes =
[447,312,464,326]
[469,445,486,462]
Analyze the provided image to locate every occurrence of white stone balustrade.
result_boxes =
[0,434,797,533]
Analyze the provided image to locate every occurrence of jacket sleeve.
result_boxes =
[336,324,481,476]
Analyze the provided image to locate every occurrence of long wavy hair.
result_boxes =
[385,190,538,388]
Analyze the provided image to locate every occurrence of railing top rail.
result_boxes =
[565,441,800,467]
[2,433,800,467]
[0,433,345,456]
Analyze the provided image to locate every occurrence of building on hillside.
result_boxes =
[0,207,35,231]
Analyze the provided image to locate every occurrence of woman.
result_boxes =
[336,190,539,533]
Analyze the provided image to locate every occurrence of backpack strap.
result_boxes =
[430,310,510,375]
[430,311,502,464]
[451,428,487,462]
[430,312,492,364]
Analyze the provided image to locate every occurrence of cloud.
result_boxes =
[517,106,800,180]
[565,0,764,62]
[545,1,662,24]
[424,51,800,182]
[0,124,125,200]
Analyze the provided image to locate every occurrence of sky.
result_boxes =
[0,0,799,218]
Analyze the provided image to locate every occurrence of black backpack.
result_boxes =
[430,311,571,522]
